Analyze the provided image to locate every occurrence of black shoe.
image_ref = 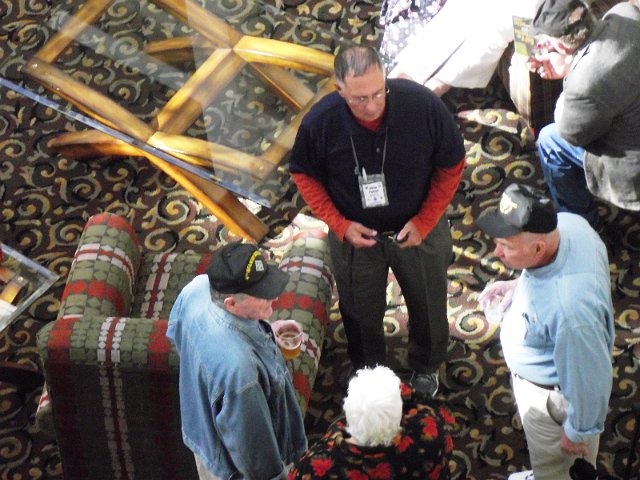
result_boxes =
[410,371,439,402]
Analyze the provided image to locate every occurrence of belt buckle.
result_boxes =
[380,231,402,243]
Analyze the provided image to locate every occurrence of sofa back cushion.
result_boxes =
[131,252,213,320]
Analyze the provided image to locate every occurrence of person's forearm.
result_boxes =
[556,326,612,443]
[291,173,351,240]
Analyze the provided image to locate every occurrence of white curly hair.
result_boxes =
[343,366,403,447]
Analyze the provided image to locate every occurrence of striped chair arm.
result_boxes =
[57,213,142,320]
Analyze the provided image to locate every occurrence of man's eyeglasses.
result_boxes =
[346,87,389,106]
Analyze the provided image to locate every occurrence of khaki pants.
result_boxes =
[511,373,600,480]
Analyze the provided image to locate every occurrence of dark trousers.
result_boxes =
[328,215,452,374]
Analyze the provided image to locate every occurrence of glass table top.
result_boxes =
[0,243,59,332]
[0,0,356,241]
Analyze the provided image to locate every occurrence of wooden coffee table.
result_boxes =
[4,0,347,242]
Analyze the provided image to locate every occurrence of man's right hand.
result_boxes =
[478,279,518,312]
[344,222,378,248]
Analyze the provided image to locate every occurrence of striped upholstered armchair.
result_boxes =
[36,212,333,480]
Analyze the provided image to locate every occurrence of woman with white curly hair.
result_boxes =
[343,365,403,447]
[289,366,455,479]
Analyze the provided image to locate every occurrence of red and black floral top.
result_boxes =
[288,385,455,479]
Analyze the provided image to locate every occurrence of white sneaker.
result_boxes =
[508,471,534,480]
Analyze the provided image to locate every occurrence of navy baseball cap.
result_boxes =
[207,242,289,299]
[477,183,558,238]
[533,0,588,36]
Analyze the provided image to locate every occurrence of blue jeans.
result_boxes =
[537,123,597,227]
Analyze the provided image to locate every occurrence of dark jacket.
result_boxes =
[558,2,640,211]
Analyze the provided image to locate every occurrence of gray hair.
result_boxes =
[343,366,403,446]
[558,7,597,51]
[334,45,384,85]
[210,288,247,308]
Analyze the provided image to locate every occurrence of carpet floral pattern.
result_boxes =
[1,0,639,479]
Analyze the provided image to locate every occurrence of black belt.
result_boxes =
[514,373,560,391]
[369,231,403,244]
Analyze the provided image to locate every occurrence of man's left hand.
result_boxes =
[560,429,590,457]
[396,221,422,249]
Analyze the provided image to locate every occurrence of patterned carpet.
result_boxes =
[1,0,639,479]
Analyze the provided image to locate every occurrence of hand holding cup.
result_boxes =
[482,293,504,325]
[271,320,303,360]
[478,279,517,325]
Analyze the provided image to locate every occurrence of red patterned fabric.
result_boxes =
[289,387,455,480]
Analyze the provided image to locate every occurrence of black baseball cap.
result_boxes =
[476,183,558,238]
[207,242,289,299]
[533,0,588,36]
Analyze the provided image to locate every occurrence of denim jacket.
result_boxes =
[167,275,307,480]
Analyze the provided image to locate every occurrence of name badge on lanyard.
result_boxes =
[351,132,390,209]
[358,169,389,208]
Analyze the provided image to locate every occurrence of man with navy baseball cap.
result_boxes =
[477,183,614,479]
[167,242,306,480]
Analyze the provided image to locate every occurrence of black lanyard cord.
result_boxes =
[350,128,388,179]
